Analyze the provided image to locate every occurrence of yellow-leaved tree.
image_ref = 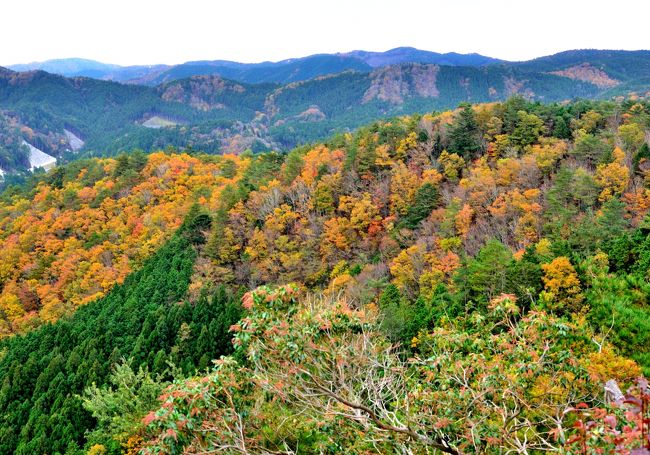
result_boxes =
[595,147,629,201]
[540,256,584,314]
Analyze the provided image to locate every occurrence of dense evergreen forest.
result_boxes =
[0,221,242,454]
[0,96,649,453]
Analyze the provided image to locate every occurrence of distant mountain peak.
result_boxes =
[8,59,170,83]
[339,47,504,68]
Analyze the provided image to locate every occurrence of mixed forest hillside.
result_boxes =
[2,49,650,182]
[0,151,248,334]
[0,97,649,453]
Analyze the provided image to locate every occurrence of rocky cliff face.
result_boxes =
[363,64,440,104]
[550,63,620,89]
[159,75,246,110]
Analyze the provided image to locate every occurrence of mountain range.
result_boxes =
[1,48,650,180]
[8,47,504,85]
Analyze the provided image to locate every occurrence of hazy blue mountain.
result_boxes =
[342,47,504,67]
[9,58,120,76]
[140,48,504,85]
[9,58,170,82]
[9,48,502,86]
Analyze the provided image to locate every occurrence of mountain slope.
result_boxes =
[516,49,650,86]
[260,63,599,148]
[0,151,248,334]
[0,98,648,453]
[0,225,243,455]
[0,69,231,166]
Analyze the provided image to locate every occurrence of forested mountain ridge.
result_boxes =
[0,97,649,453]
[138,54,373,86]
[516,49,650,82]
[9,49,649,89]
[4,48,650,180]
[8,47,503,84]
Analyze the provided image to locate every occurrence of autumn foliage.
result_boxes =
[2,97,650,453]
[0,151,247,335]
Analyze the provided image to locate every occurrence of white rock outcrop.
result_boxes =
[22,141,57,171]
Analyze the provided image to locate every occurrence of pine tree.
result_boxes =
[448,103,482,159]
[400,183,441,229]
[553,116,571,139]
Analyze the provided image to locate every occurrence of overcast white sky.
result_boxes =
[1,0,649,66]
